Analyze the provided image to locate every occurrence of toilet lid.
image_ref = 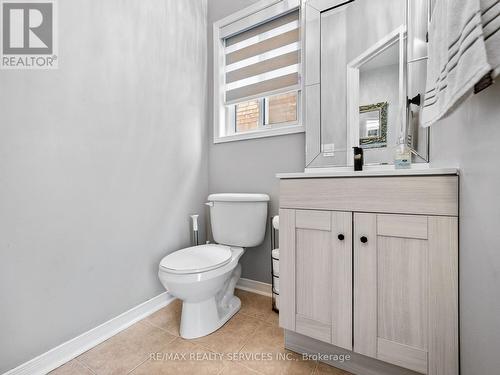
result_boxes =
[159,244,232,274]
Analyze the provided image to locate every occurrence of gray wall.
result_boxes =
[430,82,500,374]
[0,0,208,372]
[207,0,305,284]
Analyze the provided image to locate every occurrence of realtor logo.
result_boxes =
[1,0,58,69]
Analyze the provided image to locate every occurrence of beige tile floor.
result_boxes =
[50,290,352,375]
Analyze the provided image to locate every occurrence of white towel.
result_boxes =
[421,0,497,127]
[481,0,500,78]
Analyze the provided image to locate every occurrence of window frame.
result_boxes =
[213,0,304,144]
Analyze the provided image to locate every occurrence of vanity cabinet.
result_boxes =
[280,209,352,349]
[354,213,458,374]
[279,172,459,375]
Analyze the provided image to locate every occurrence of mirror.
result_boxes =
[359,102,387,147]
[406,0,431,162]
[347,27,404,164]
[304,0,430,168]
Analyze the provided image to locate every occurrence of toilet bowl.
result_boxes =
[158,193,269,339]
[159,244,244,339]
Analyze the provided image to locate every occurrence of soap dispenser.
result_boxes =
[353,147,364,171]
[394,138,411,169]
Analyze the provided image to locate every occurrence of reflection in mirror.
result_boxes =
[407,57,430,162]
[406,0,430,162]
[359,102,387,148]
[352,32,403,164]
[314,0,406,167]
[360,108,381,139]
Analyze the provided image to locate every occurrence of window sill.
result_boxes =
[214,124,304,144]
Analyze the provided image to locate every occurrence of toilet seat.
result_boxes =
[159,244,232,274]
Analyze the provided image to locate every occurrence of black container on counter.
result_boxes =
[353,147,364,171]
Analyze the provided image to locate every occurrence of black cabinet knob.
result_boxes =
[338,234,345,241]
[360,236,368,243]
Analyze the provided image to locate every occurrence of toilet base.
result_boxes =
[179,295,241,339]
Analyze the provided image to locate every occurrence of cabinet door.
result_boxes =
[279,209,352,349]
[354,213,458,375]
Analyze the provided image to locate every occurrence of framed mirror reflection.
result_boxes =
[359,102,387,148]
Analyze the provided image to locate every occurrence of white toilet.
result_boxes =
[158,193,269,339]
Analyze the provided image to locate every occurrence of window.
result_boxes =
[265,91,298,125]
[213,0,303,143]
[235,99,261,132]
[233,91,298,133]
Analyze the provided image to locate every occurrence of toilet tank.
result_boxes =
[207,193,270,247]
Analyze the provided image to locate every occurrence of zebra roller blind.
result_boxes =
[223,9,301,105]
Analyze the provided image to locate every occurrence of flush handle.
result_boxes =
[360,236,368,244]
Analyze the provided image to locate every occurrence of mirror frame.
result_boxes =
[359,102,388,148]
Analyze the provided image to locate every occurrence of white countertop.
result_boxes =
[276,167,459,179]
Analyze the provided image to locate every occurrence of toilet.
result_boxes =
[158,193,269,339]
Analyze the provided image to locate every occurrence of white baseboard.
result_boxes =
[236,277,273,297]
[3,292,175,375]
[6,280,270,375]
